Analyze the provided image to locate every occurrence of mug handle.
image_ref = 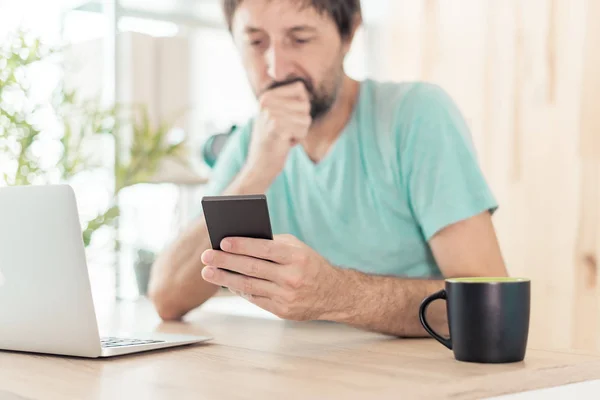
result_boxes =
[419,289,452,350]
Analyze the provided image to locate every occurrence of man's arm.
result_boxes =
[148,217,217,321]
[149,81,312,321]
[200,210,507,337]
[148,168,271,320]
[329,211,508,337]
[328,273,446,337]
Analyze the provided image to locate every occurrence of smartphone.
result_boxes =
[201,194,273,252]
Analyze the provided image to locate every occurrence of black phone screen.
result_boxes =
[201,194,274,251]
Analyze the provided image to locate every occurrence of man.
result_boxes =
[148,0,508,336]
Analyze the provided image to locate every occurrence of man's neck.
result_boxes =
[302,76,360,163]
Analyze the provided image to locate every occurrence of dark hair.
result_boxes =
[222,0,362,39]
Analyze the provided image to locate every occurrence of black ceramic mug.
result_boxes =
[419,277,530,363]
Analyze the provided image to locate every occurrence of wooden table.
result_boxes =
[1,297,600,400]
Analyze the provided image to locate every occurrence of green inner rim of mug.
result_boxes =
[446,277,529,283]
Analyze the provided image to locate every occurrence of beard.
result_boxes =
[262,68,343,121]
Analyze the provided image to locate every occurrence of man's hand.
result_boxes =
[200,234,343,321]
[243,82,312,188]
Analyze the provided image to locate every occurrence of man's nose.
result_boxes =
[265,44,296,82]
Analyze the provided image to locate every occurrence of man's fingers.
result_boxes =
[201,250,281,282]
[262,81,309,101]
[243,294,281,317]
[232,290,275,316]
[262,100,311,116]
[274,234,301,245]
[201,267,279,298]
[264,109,311,129]
[270,115,311,141]
[219,237,297,265]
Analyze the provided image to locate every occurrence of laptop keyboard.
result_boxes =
[101,336,166,348]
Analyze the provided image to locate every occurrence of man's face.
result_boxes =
[231,0,354,121]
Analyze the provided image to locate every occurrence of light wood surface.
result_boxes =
[1,297,600,400]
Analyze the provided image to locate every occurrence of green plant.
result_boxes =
[81,104,188,246]
[0,30,57,185]
[0,29,189,247]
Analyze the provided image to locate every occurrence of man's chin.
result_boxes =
[310,104,335,122]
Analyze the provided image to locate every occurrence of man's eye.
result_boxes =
[294,38,311,44]
[251,40,263,46]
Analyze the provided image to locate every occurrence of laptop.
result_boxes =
[0,184,211,358]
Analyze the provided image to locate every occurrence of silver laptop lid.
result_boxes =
[0,184,102,357]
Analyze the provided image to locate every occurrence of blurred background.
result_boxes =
[0,0,598,354]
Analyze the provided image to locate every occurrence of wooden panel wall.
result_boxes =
[366,0,600,351]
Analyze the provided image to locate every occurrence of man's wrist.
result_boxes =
[318,266,365,323]
[228,164,275,195]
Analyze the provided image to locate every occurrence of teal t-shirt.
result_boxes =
[202,80,497,278]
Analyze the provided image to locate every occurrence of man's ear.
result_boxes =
[342,13,363,54]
